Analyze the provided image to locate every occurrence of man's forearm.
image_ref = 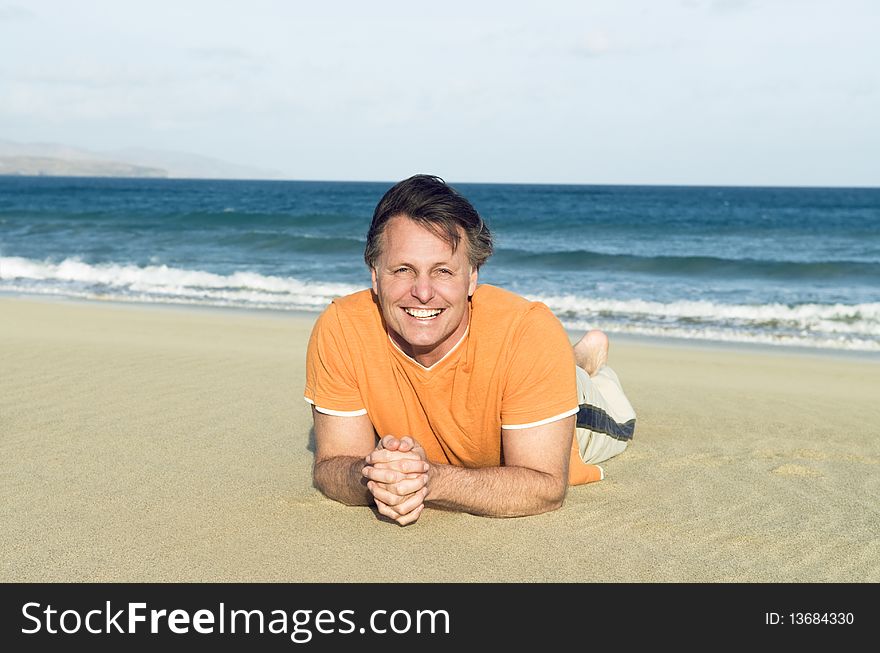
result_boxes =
[313,455,372,506]
[426,463,566,517]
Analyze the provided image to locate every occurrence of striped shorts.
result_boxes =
[573,365,636,464]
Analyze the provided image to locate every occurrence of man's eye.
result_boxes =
[437,269,453,275]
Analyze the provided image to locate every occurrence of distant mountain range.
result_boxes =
[0,139,283,180]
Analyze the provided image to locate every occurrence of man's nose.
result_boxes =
[411,274,435,304]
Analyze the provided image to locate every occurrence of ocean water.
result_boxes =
[1,176,878,351]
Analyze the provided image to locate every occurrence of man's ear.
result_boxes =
[371,267,378,294]
[468,267,478,297]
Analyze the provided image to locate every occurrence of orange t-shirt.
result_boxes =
[304,284,578,467]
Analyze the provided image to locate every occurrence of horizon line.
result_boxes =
[1,173,878,191]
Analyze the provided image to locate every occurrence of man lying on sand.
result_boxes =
[305,174,636,524]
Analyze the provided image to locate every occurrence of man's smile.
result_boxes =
[403,307,444,320]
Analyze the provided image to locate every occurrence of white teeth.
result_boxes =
[404,308,442,318]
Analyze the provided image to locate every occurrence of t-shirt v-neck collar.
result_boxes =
[387,325,469,372]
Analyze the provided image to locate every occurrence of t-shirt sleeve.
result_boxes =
[304,302,367,416]
[500,304,578,429]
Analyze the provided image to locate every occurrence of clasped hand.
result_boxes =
[362,435,429,525]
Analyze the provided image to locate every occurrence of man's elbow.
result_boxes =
[546,486,568,513]
[532,474,568,515]
[311,463,335,500]
[311,466,332,499]
[312,457,371,507]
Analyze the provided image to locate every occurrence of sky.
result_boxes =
[1,0,878,186]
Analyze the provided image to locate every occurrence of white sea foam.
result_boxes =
[0,256,363,310]
[532,293,880,334]
[2,256,878,351]
[559,320,880,352]
[528,293,880,351]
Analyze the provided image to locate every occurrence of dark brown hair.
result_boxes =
[364,174,493,269]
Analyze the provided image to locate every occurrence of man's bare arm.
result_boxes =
[311,407,377,506]
[425,415,574,517]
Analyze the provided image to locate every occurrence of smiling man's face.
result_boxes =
[371,215,478,367]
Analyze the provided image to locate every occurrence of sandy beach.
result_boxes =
[2,296,878,583]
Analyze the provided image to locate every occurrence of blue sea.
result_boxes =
[1,176,878,351]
